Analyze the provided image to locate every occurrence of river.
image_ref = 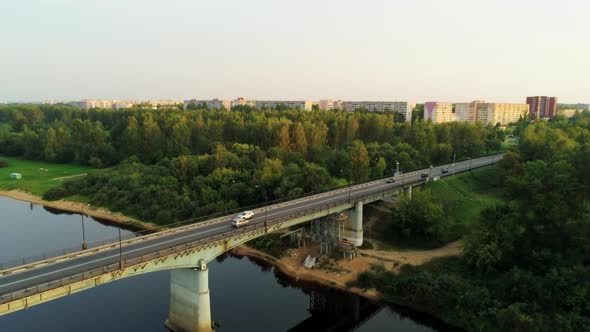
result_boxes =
[0,196,449,331]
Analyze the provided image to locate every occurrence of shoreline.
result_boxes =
[232,245,465,331]
[0,190,157,231]
[231,245,381,301]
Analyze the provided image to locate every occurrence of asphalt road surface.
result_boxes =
[0,153,502,299]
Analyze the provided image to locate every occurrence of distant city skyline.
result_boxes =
[1,0,589,103]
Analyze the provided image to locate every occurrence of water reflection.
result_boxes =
[0,196,450,331]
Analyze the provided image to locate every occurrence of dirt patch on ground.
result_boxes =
[360,240,463,271]
[0,189,157,231]
[49,173,87,181]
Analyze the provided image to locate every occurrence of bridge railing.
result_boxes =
[0,154,503,272]
[0,158,503,305]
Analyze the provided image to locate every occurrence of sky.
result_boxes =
[1,0,589,103]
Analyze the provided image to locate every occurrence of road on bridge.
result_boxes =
[0,154,501,301]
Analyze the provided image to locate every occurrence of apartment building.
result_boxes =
[183,99,231,110]
[73,99,135,110]
[255,100,313,111]
[558,109,583,118]
[424,102,456,124]
[231,97,256,108]
[526,96,557,119]
[342,101,414,122]
[318,99,344,111]
[454,101,485,123]
[558,103,589,111]
[477,103,529,126]
[453,101,528,126]
[147,100,182,108]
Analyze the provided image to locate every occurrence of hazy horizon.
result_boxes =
[1,0,589,104]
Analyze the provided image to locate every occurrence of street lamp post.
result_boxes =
[81,203,90,250]
[395,161,400,176]
[118,227,123,270]
[256,185,269,233]
[429,165,434,181]
[452,153,456,176]
[264,197,268,233]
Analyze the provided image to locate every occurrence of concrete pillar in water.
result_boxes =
[343,201,363,246]
[404,185,412,199]
[166,260,212,332]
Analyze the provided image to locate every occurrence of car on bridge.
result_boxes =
[441,167,449,174]
[232,210,254,228]
[420,172,429,178]
[385,178,395,183]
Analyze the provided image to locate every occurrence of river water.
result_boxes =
[0,196,448,332]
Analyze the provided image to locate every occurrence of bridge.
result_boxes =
[0,154,502,332]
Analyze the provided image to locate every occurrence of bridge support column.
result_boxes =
[343,201,363,247]
[166,260,212,332]
[404,185,412,199]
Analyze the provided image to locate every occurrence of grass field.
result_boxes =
[0,156,91,196]
[366,165,505,249]
[425,166,504,236]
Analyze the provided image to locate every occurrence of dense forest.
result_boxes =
[0,104,506,224]
[354,112,590,331]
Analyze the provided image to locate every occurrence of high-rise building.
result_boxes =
[477,103,529,126]
[526,96,558,119]
[455,101,485,123]
[231,98,256,108]
[255,100,313,111]
[342,101,414,122]
[183,99,231,110]
[318,99,344,111]
[424,102,455,124]
[454,101,528,126]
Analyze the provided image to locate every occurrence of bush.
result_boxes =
[0,159,7,168]
[42,187,71,201]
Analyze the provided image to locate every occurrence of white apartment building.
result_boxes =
[318,99,344,111]
[424,102,456,124]
[255,100,313,111]
[77,99,135,110]
[477,104,528,126]
[342,101,414,122]
[454,101,529,126]
[558,109,583,118]
[231,98,256,108]
[183,99,231,110]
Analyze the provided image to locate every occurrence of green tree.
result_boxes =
[142,114,164,162]
[44,127,58,161]
[277,124,291,150]
[350,140,370,182]
[123,115,142,156]
[291,122,308,154]
[390,190,445,242]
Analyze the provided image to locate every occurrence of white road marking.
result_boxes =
[0,156,499,291]
[0,224,229,289]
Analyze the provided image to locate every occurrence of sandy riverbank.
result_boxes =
[0,190,158,231]
[231,240,463,302]
[232,245,382,301]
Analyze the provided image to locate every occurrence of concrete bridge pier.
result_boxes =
[166,260,213,332]
[343,201,363,246]
[404,185,412,199]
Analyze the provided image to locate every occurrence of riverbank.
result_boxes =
[0,190,157,231]
[232,239,463,303]
[232,245,379,301]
